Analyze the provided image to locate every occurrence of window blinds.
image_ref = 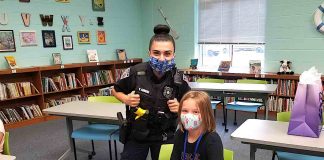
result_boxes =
[199,0,266,44]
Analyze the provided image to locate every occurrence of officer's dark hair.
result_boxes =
[149,24,175,52]
[178,91,216,132]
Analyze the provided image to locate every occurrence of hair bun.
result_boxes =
[154,24,170,35]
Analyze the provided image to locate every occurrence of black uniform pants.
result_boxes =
[120,138,174,160]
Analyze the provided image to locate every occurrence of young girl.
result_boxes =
[171,91,223,160]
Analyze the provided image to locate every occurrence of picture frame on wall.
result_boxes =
[77,31,90,44]
[97,30,106,45]
[92,0,105,11]
[42,30,56,48]
[62,35,73,50]
[0,30,16,52]
[20,30,37,47]
[52,53,62,65]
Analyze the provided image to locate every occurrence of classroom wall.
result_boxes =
[265,0,324,74]
[0,0,144,69]
[140,0,197,69]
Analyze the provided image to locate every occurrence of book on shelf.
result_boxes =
[87,49,99,62]
[249,60,261,74]
[52,53,62,65]
[116,49,127,60]
[4,56,19,69]
[218,61,231,72]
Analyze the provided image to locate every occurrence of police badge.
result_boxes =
[163,86,173,99]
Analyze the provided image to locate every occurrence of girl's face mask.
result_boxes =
[149,57,175,74]
[180,113,202,130]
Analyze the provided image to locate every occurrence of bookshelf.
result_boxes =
[0,58,142,130]
[181,69,323,113]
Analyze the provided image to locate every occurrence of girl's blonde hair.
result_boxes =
[178,91,216,132]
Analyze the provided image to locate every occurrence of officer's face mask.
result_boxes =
[149,57,175,74]
[180,113,202,130]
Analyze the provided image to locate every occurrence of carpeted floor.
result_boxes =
[8,109,275,160]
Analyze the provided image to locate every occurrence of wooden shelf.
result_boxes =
[0,58,142,129]
[43,87,83,95]
[0,93,41,102]
[84,83,111,89]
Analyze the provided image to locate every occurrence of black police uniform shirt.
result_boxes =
[114,62,190,133]
[171,130,224,160]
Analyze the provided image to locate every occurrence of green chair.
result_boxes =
[158,144,174,160]
[158,144,234,160]
[196,78,225,117]
[3,132,10,155]
[272,112,324,160]
[71,96,122,160]
[225,79,267,131]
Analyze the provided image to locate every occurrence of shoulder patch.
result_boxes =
[120,68,130,79]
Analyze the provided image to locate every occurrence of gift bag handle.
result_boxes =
[319,92,323,124]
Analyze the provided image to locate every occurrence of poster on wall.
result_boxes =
[97,30,106,45]
[20,30,37,47]
[92,0,105,11]
[56,0,70,3]
[62,35,73,50]
[42,30,56,48]
[0,30,16,52]
[77,31,90,44]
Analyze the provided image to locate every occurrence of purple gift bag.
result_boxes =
[288,81,323,138]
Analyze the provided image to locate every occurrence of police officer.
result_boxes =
[112,24,190,160]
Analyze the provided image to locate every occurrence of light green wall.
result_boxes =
[0,0,144,69]
[140,0,197,69]
[265,0,324,73]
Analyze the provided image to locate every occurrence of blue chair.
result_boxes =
[196,78,225,117]
[224,79,267,131]
[71,96,121,160]
[272,112,324,160]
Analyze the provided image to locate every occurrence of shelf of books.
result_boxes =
[181,69,307,113]
[0,59,142,129]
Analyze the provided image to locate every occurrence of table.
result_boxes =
[43,101,126,160]
[231,119,324,160]
[0,155,16,160]
[189,82,277,131]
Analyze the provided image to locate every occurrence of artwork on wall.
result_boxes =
[40,14,54,27]
[4,56,18,69]
[116,49,127,60]
[20,30,37,47]
[77,31,90,44]
[52,53,62,65]
[97,17,103,26]
[0,30,16,52]
[62,35,73,50]
[97,30,106,45]
[79,16,85,26]
[21,13,31,27]
[87,49,99,62]
[92,0,105,11]
[0,13,8,25]
[42,30,56,48]
[61,16,70,32]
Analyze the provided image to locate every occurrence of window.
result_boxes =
[198,0,266,72]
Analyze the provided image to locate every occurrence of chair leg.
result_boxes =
[108,140,112,160]
[224,109,228,132]
[72,138,77,160]
[234,110,237,125]
[114,140,118,160]
[222,103,226,126]
[255,112,258,119]
[91,140,96,155]
[271,151,276,160]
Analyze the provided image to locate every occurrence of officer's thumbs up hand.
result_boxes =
[125,91,140,107]
[167,98,179,113]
